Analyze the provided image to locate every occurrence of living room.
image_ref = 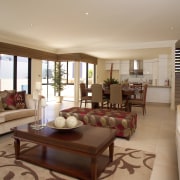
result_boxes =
[0,1,180,180]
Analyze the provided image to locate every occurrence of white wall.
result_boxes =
[31,59,42,92]
[176,105,180,180]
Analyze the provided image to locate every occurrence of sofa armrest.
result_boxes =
[25,94,35,109]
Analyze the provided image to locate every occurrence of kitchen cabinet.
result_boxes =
[143,60,153,75]
[120,60,129,74]
[146,86,171,103]
[152,60,158,82]
[158,56,168,86]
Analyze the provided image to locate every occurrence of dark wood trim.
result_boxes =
[57,53,97,64]
[13,56,17,90]
[0,42,97,64]
[0,42,57,61]
[28,58,31,94]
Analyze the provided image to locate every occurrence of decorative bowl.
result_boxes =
[46,120,83,130]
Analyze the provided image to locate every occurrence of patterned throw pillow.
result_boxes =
[14,91,26,109]
[0,90,9,100]
[2,91,16,110]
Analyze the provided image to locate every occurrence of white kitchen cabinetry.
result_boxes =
[152,60,158,83]
[120,60,129,74]
[105,60,120,70]
[158,55,168,86]
[146,86,171,103]
[143,60,153,75]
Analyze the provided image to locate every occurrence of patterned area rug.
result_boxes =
[0,140,156,180]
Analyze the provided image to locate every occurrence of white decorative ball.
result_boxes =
[66,116,78,128]
[54,116,66,128]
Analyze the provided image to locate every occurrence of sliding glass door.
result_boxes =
[42,60,55,101]
[16,56,29,92]
[42,60,95,102]
[0,54,14,90]
[80,62,95,87]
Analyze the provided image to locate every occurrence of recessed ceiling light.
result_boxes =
[170,26,174,30]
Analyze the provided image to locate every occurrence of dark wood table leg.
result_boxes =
[14,138,20,159]
[91,157,97,180]
[109,142,114,162]
[41,145,47,159]
[92,102,99,109]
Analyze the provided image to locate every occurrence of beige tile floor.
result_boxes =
[0,101,179,180]
[45,101,179,180]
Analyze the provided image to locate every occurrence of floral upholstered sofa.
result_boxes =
[59,107,137,139]
[0,90,42,135]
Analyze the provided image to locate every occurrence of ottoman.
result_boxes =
[59,107,137,140]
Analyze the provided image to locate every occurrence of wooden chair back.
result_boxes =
[80,83,87,98]
[91,84,103,103]
[110,84,123,104]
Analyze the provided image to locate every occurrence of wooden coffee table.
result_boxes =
[12,123,116,180]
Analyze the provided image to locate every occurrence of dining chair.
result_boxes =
[128,84,148,115]
[79,83,92,108]
[91,84,109,108]
[109,84,126,110]
[130,83,143,99]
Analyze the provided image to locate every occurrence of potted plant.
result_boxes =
[103,78,119,89]
[103,63,119,89]
[52,62,66,103]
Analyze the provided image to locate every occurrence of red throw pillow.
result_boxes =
[14,91,26,109]
[2,92,16,110]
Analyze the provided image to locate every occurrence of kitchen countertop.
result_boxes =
[148,85,171,88]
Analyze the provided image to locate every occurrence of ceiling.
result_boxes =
[0,0,179,60]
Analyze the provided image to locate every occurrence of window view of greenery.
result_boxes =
[80,62,94,87]
[0,54,95,102]
[87,63,94,87]
[42,60,55,101]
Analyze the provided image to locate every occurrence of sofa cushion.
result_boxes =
[0,90,10,101]
[14,91,26,109]
[0,109,35,123]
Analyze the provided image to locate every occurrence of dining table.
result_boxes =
[103,87,136,111]
[88,85,136,111]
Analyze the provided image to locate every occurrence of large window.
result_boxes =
[42,60,95,102]
[42,60,55,101]
[57,61,74,101]
[0,54,13,90]
[61,61,95,101]
[17,56,29,92]
[0,54,30,92]
[61,61,74,84]
[80,62,95,87]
